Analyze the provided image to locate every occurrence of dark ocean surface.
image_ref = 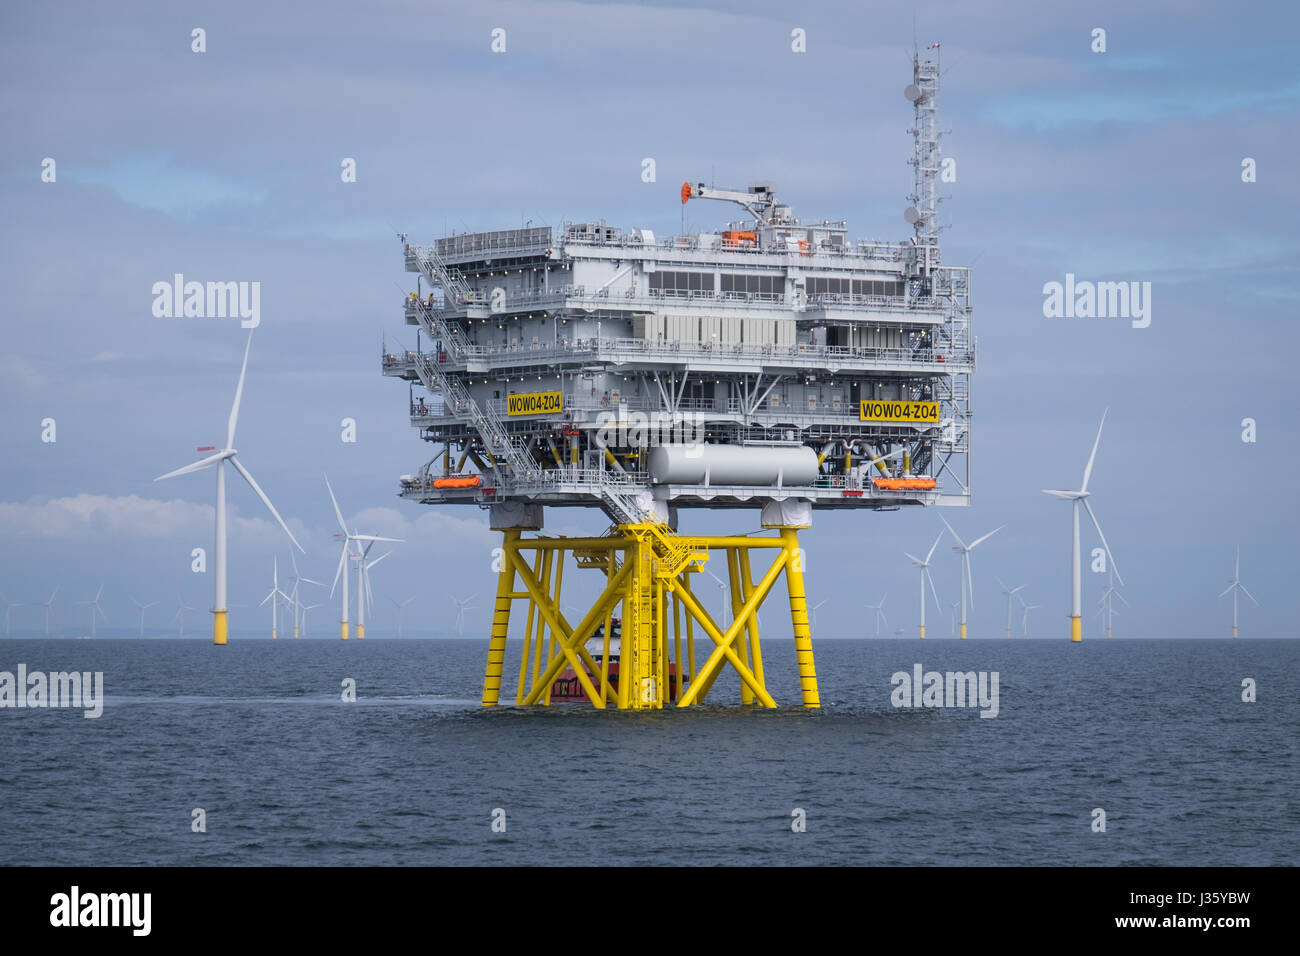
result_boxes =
[0,638,1295,866]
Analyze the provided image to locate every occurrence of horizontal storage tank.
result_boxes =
[647,444,819,487]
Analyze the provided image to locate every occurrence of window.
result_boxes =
[649,270,715,294]
[720,273,783,295]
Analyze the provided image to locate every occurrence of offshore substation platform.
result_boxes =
[382,51,972,709]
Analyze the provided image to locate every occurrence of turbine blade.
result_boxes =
[1041,489,1078,500]
[230,456,304,553]
[968,525,1003,550]
[227,330,254,449]
[1239,584,1260,607]
[903,551,923,565]
[966,557,974,611]
[352,534,404,543]
[1082,499,1123,587]
[367,552,391,571]
[1115,592,1129,606]
[154,450,225,481]
[330,542,347,598]
[925,531,944,564]
[324,474,349,535]
[1217,584,1234,598]
[926,569,941,610]
[1080,408,1108,494]
[939,514,967,549]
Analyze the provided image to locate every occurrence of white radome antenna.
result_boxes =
[1041,409,1123,642]
[1218,546,1259,639]
[154,330,304,645]
[940,516,1003,639]
[904,532,944,638]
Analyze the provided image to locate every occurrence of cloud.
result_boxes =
[0,493,305,548]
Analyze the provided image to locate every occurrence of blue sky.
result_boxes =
[1,0,1297,639]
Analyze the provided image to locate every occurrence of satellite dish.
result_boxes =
[904,84,922,102]
[904,206,923,224]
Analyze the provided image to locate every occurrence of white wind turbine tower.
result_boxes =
[2,595,23,638]
[940,516,1003,640]
[997,578,1026,639]
[1042,409,1124,642]
[904,532,943,638]
[325,474,402,640]
[154,331,304,645]
[77,585,107,637]
[949,600,959,637]
[301,603,322,638]
[389,596,416,639]
[39,587,58,637]
[1219,546,1259,639]
[864,595,887,638]
[1019,595,1040,638]
[130,597,158,637]
[258,557,292,640]
[172,593,200,637]
[288,553,324,640]
[1097,568,1127,639]
[451,593,478,639]
[355,546,391,640]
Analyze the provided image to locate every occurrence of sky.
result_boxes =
[1,0,1296,640]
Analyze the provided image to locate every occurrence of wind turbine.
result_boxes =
[325,474,402,640]
[355,547,391,640]
[998,578,1026,639]
[904,532,943,638]
[704,567,731,624]
[39,587,58,637]
[301,603,322,637]
[2,595,22,638]
[389,596,416,638]
[77,585,107,637]
[130,597,158,637]
[940,516,1003,639]
[1097,569,1127,639]
[287,553,324,640]
[258,557,292,639]
[451,593,477,639]
[1019,595,1040,638]
[864,595,887,638]
[949,600,959,637]
[154,330,304,645]
[1042,409,1123,642]
[1219,546,1259,639]
[172,593,201,637]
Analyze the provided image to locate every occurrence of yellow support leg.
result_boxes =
[481,529,519,705]
[738,549,766,697]
[781,528,820,708]
[1070,615,1082,643]
[728,549,755,705]
[213,609,227,646]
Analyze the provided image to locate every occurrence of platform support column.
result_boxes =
[481,529,519,706]
[781,528,821,708]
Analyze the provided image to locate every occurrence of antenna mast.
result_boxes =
[905,46,942,264]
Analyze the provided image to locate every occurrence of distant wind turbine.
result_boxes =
[355,546,391,640]
[259,557,292,639]
[1019,595,1040,638]
[301,603,322,638]
[1219,546,1259,639]
[39,587,59,637]
[1041,409,1123,642]
[904,532,943,638]
[1097,568,1127,639]
[77,585,107,637]
[864,595,887,638]
[998,578,1026,639]
[389,595,417,638]
[173,592,200,637]
[940,516,1003,639]
[325,474,402,640]
[288,553,324,640]
[2,595,22,638]
[130,597,158,637]
[451,593,478,639]
[154,330,304,645]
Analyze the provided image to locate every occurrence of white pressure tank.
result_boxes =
[646,444,819,487]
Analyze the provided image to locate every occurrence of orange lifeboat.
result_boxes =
[432,474,482,489]
[873,476,938,490]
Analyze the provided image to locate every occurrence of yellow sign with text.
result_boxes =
[507,391,563,416]
[859,400,940,424]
